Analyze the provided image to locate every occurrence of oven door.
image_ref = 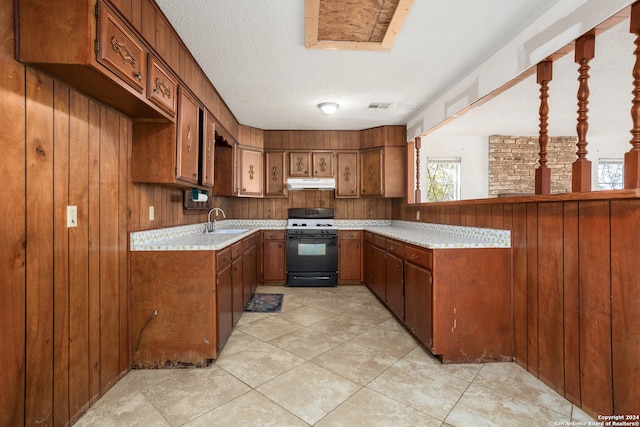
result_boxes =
[286,233,338,286]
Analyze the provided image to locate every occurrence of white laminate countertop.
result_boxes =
[130,219,510,251]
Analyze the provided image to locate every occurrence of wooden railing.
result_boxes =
[534,3,640,193]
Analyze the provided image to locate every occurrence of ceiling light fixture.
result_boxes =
[318,102,339,115]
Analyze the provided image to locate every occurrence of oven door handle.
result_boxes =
[288,235,337,240]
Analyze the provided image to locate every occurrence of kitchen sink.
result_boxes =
[197,228,249,235]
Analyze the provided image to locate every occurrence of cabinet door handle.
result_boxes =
[412,254,419,260]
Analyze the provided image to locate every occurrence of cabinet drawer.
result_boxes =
[262,230,285,240]
[364,232,374,243]
[405,245,432,269]
[339,230,362,240]
[217,248,231,271]
[373,234,386,248]
[98,3,146,93]
[231,241,243,260]
[386,239,405,258]
[242,232,259,251]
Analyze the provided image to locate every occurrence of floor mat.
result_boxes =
[244,293,284,313]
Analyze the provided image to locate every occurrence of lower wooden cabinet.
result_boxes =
[129,232,260,366]
[130,250,218,368]
[231,243,244,327]
[385,252,404,320]
[363,239,386,300]
[338,230,363,283]
[363,231,512,363]
[216,248,233,353]
[404,260,433,349]
[261,230,286,283]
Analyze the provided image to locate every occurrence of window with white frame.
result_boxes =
[597,158,624,190]
[421,157,461,202]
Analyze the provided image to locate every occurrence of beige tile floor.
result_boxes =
[76,285,595,426]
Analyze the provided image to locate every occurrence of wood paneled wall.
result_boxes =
[394,195,640,417]
[1,67,131,425]
[1,0,133,419]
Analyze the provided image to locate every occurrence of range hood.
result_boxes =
[286,178,336,190]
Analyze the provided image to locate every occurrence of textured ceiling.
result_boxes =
[429,17,634,140]
[154,0,627,136]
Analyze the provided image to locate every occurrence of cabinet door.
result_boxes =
[385,253,404,320]
[98,3,146,93]
[338,231,362,282]
[312,152,334,177]
[216,265,233,353]
[232,257,243,326]
[336,152,358,197]
[243,245,258,303]
[147,55,177,115]
[360,148,383,196]
[364,242,386,300]
[265,151,288,197]
[176,88,200,185]
[262,237,286,282]
[404,262,433,350]
[201,111,215,188]
[289,152,311,177]
[238,148,263,197]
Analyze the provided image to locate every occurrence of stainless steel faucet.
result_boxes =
[206,208,226,232]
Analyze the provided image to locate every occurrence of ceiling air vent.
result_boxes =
[367,102,392,110]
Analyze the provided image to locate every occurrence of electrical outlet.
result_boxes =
[149,206,155,221]
[67,206,78,228]
[416,210,420,220]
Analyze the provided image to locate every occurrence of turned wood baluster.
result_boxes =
[572,32,595,192]
[626,2,640,188]
[536,61,552,194]
[415,137,421,202]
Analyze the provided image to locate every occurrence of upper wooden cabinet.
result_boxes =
[288,151,334,178]
[361,125,406,149]
[289,152,311,177]
[97,4,146,93]
[360,147,406,198]
[312,152,334,177]
[201,111,216,188]
[147,55,177,116]
[238,147,263,197]
[15,0,171,120]
[176,88,201,185]
[336,152,358,197]
[265,151,288,197]
[132,87,210,189]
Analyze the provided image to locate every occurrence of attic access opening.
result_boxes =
[305,0,414,51]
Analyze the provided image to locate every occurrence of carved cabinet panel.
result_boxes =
[176,88,201,185]
[201,111,216,188]
[311,152,334,177]
[147,55,177,116]
[289,151,311,177]
[265,151,288,197]
[336,152,358,197]
[238,147,263,197]
[98,3,146,93]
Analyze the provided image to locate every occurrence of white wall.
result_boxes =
[419,136,489,200]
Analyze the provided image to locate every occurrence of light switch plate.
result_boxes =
[416,210,420,220]
[149,206,155,221]
[67,206,78,228]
